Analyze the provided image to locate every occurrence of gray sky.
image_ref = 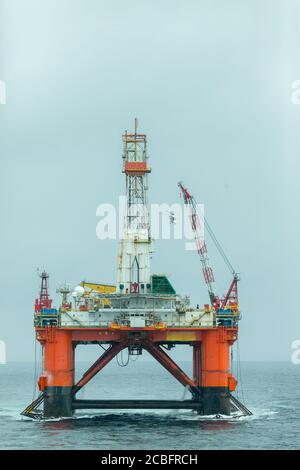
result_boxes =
[0,0,300,362]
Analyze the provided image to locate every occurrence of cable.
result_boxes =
[116,348,130,367]
[204,216,235,275]
[32,340,37,401]
[237,338,246,405]
[32,340,43,401]
[189,193,236,275]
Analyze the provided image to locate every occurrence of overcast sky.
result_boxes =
[0,0,300,363]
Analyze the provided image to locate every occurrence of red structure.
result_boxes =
[34,271,52,313]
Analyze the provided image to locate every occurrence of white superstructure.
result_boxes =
[117,119,153,294]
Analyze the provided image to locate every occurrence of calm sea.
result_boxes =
[0,360,299,450]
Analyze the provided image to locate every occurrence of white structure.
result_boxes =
[117,119,153,294]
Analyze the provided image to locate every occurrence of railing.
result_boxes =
[35,312,237,329]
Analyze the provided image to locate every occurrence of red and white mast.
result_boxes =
[178,182,219,307]
[34,270,53,312]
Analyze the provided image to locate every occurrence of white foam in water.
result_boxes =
[57,408,255,422]
[37,406,279,423]
[0,402,278,423]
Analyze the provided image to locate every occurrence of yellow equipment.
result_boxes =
[80,282,116,307]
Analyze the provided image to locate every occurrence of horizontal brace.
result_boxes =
[73,399,202,410]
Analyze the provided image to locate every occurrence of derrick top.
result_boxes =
[122,119,151,175]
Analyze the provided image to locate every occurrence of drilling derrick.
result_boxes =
[117,119,152,294]
[22,121,251,420]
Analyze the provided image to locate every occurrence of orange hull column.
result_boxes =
[38,329,74,418]
[194,328,237,415]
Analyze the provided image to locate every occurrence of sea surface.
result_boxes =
[0,360,299,450]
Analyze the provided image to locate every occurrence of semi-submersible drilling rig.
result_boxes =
[22,122,251,419]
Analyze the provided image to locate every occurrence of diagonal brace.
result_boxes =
[143,340,196,390]
[74,340,128,394]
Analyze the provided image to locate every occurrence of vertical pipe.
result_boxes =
[192,343,202,386]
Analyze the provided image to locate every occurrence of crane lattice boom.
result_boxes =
[178,181,239,311]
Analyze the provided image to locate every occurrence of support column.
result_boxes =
[38,328,74,418]
[198,329,232,415]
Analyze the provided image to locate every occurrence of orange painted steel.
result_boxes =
[38,329,74,390]
[37,326,238,394]
[200,329,232,388]
[124,161,151,174]
[37,326,238,343]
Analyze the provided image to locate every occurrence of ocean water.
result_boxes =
[0,360,299,450]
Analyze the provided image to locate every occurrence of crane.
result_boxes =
[178,181,239,312]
